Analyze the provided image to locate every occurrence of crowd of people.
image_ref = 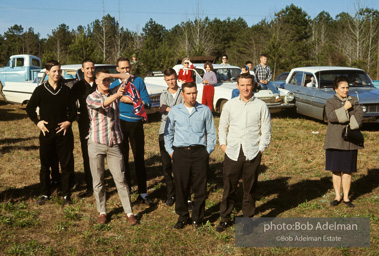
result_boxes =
[25,54,362,231]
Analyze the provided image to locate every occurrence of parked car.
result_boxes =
[145,64,295,113]
[272,72,289,89]
[282,66,379,123]
[373,80,379,89]
[1,63,163,114]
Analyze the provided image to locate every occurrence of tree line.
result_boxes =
[0,4,378,79]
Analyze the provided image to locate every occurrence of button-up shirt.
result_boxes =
[159,88,183,135]
[254,63,272,83]
[218,96,271,161]
[86,89,123,146]
[164,102,216,155]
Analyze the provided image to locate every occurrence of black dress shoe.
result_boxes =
[79,190,93,198]
[165,197,175,206]
[330,199,342,206]
[138,195,153,206]
[174,219,190,230]
[37,195,49,206]
[193,220,202,229]
[216,221,232,233]
[63,196,73,206]
[343,201,355,208]
[188,201,193,211]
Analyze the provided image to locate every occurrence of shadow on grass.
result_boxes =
[1,145,39,154]
[0,106,27,121]
[0,183,40,203]
[0,137,38,145]
[350,168,379,201]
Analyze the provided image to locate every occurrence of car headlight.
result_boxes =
[285,92,295,103]
[361,105,367,112]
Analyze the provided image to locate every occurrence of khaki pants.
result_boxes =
[88,139,133,214]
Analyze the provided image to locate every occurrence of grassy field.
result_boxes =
[0,100,378,256]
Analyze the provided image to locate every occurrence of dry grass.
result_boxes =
[0,101,378,255]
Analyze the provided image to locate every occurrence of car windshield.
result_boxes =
[316,70,374,88]
[214,68,241,82]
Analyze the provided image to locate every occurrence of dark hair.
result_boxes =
[260,54,268,58]
[96,69,110,75]
[222,54,228,59]
[241,65,249,71]
[82,58,94,67]
[117,57,130,66]
[204,61,213,71]
[45,60,60,71]
[245,60,253,65]
[334,76,349,90]
[237,73,255,83]
[163,68,177,77]
[181,82,197,92]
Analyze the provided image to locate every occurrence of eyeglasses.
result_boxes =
[184,62,189,64]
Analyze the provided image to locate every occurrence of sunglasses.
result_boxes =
[184,62,189,64]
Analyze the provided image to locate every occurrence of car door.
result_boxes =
[284,71,314,114]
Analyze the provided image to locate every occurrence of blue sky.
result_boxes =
[1,0,378,39]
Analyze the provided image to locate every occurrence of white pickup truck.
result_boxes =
[144,63,295,113]
[0,60,164,113]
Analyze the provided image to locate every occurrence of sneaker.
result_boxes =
[98,214,107,224]
[165,197,175,206]
[37,195,49,205]
[216,221,232,233]
[173,219,191,230]
[126,215,138,226]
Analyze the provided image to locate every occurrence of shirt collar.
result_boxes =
[238,95,255,103]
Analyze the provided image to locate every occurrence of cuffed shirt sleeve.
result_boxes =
[205,108,217,154]
[335,106,349,123]
[218,102,230,146]
[258,104,271,152]
[164,111,175,155]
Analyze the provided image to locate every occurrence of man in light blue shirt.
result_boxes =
[164,82,216,230]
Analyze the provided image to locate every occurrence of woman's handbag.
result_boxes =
[342,125,364,147]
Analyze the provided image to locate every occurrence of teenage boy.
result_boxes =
[86,69,137,225]
[26,60,76,206]
[71,58,97,198]
[164,82,216,229]
[253,54,282,102]
[110,57,152,206]
[159,68,183,206]
[216,73,271,232]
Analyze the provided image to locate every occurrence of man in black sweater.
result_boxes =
[26,60,76,206]
[71,58,97,198]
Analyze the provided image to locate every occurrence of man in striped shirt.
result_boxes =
[86,69,137,225]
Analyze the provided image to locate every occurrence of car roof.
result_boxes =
[173,63,241,69]
[40,64,116,72]
[291,66,364,73]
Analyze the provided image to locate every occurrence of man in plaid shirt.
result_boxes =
[253,54,282,102]
[86,69,138,225]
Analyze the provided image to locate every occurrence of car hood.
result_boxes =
[146,83,167,95]
[322,87,379,104]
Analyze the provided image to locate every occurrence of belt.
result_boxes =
[174,145,205,151]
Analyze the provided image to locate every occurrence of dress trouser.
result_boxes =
[172,146,208,222]
[120,119,147,194]
[220,148,262,222]
[88,139,133,214]
[39,129,74,197]
[78,117,92,191]
[159,134,175,199]
[201,85,215,112]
